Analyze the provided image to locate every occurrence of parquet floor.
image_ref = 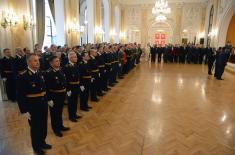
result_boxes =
[1,62,235,155]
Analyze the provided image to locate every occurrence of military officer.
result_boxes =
[88,48,100,102]
[0,48,16,102]
[215,47,228,80]
[79,52,93,111]
[16,54,51,155]
[45,56,70,137]
[63,51,81,122]
[14,47,27,75]
[207,48,216,75]
[96,46,106,94]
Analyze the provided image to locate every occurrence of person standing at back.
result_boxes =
[0,48,16,102]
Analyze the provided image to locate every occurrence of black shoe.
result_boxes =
[41,143,52,150]
[75,115,82,119]
[34,149,45,155]
[97,93,104,96]
[109,84,114,87]
[91,98,99,102]
[216,78,224,80]
[114,81,118,83]
[61,126,70,131]
[55,132,63,137]
[69,118,78,122]
[88,106,92,109]
[81,108,89,112]
[208,73,213,75]
[119,76,124,79]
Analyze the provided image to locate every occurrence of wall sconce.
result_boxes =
[68,19,85,34]
[1,11,19,28]
[120,32,126,38]
[23,15,35,30]
[198,32,205,38]
[95,26,104,34]
[79,26,85,33]
[183,29,188,33]
[68,18,79,33]
[110,30,117,36]
[208,28,218,37]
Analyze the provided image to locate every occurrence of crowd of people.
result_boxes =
[145,43,233,80]
[0,43,143,155]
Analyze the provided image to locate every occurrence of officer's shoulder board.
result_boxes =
[46,68,53,73]
[20,70,27,76]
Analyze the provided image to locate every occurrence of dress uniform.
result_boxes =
[89,55,100,101]
[103,52,111,91]
[63,62,80,122]
[14,54,27,75]
[0,56,16,101]
[45,66,69,137]
[79,59,92,111]
[215,48,228,80]
[96,51,107,93]
[17,68,50,154]
[207,48,216,75]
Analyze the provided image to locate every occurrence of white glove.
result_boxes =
[67,91,72,97]
[104,70,106,73]
[110,68,113,71]
[119,63,122,67]
[98,73,101,77]
[22,112,31,120]
[80,86,85,92]
[48,100,54,107]
[91,78,95,83]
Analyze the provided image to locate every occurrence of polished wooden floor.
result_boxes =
[1,62,235,155]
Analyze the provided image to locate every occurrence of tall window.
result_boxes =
[43,0,57,49]
[101,1,105,42]
[207,6,214,47]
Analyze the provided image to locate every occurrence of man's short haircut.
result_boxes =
[26,53,38,62]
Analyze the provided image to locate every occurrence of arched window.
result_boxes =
[207,6,214,47]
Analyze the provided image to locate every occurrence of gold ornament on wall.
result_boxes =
[23,15,35,31]
[1,11,19,29]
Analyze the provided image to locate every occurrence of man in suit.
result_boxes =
[16,54,51,155]
[45,56,70,137]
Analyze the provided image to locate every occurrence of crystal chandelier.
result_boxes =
[152,0,171,22]
[152,0,171,15]
[155,14,167,22]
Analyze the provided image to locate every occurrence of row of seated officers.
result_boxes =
[0,43,143,155]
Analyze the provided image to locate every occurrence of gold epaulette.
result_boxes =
[49,89,66,93]
[69,81,80,85]
[26,91,46,98]
[82,76,92,79]
[91,69,99,73]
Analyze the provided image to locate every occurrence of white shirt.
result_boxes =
[69,61,75,66]
[28,67,37,74]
